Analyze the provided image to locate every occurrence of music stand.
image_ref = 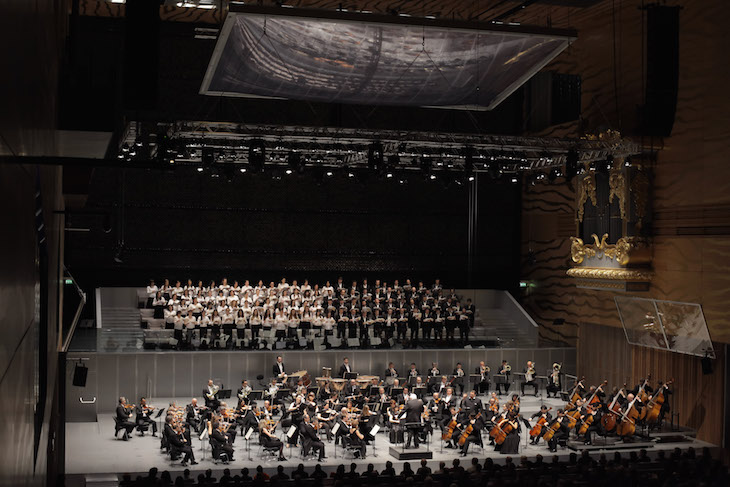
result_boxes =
[414,386,427,399]
[219,389,232,399]
[369,386,379,397]
[390,387,403,400]
[275,388,290,405]
[344,372,358,380]
[249,390,263,401]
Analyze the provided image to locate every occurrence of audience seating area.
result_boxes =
[117,447,726,487]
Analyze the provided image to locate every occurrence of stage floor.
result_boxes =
[65,394,715,483]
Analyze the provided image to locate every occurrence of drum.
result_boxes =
[331,378,346,392]
[316,377,330,387]
[356,377,370,388]
[322,367,332,378]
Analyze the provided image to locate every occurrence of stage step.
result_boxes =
[389,446,433,460]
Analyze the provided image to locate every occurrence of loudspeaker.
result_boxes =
[73,363,88,387]
[124,0,161,110]
[701,356,713,375]
[642,5,680,136]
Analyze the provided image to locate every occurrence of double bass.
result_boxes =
[616,392,643,438]
[644,379,674,425]
[601,385,626,433]
[529,408,553,441]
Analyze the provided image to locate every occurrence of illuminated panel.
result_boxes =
[201,10,574,110]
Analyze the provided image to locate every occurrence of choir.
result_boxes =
[144,277,475,349]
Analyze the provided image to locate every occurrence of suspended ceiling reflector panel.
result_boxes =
[201,6,576,111]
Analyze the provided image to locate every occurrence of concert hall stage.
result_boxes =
[64,394,715,486]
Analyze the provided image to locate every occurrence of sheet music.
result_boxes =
[287,425,297,438]
[370,425,380,435]
[331,422,340,435]
[245,428,254,440]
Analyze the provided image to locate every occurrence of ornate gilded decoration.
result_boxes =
[608,170,627,221]
[631,169,649,230]
[569,233,650,266]
[566,267,654,281]
[576,173,597,223]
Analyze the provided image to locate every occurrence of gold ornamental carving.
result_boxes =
[566,267,654,281]
[608,170,627,221]
[570,233,649,266]
[576,173,597,223]
[631,169,649,229]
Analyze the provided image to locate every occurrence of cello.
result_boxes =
[601,385,626,433]
[541,416,564,442]
[441,408,461,441]
[529,408,553,441]
[492,414,519,445]
[457,412,482,446]
[645,379,674,425]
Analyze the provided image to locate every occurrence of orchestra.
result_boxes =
[116,354,674,466]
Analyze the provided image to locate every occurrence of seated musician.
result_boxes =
[217,402,238,444]
[209,420,235,461]
[237,380,252,408]
[164,416,197,466]
[546,409,571,453]
[358,405,377,444]
[475,361,490,394]
[300,413,325,461]
[494,411,520,455]
[185,398,204,433]
[135,397,158,436]
[452,363,466,394]
[259,421,286,461]
[387,399,404,444]
[396,386,410,405]
[427,392,446,429]
[318,381,334,402]
[495,360,511,395]
[384,362,398,384]
[205,379,220,410]
[261,400,279,419]
[459,413,485,456]
[316,402,337,441]
[579,403,603,445]
[442,387,456,410]
[236,402,259,436]
[334,408,351,446]
[443,406,462,449]
[428,362,441,378]
[116,397,136,440]
[346,419,367,458]
[283,395,305,448]
[485,396,500,423]
[529,406,552,445]
[344,379,360,399]
[521,361,539,396]
[407,363,419,381]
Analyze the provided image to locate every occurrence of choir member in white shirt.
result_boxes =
[250,309,263,339]
[146,280,159,308]
[287,309,299,340]
[164,305,176,329]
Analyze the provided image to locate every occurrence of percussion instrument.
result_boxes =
[322,367,332,378]
[331,378,346,392]
[316,377,330,387]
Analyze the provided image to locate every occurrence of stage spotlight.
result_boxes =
[548,167,562,182]
[565,148,579,181]
[510,175,519,184]
[285,168,293,175]
[589,161,597,172]
[325,170,334,177]
[429,173,437,181]
[397,176,408,185]
[287,150,304,174]
[536,172,547,181]
[420,157,433,180]
[196,166,204,173]
[239,167,247,173]
[347,170,356,178]
[624,156,632,168]
[464,148,475,182]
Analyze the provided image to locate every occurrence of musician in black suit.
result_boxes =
[495,360,511,395]
[475,361,490,394]
[204,379,220,410]
[344,379,360,399]
[458,413,485,456]
[210,420,235,461]
[164,416,197,465]
[460,390,483,418]
[116,397,136,440]
[452,363,466,395]
[185,398,204,433]
[427,392,446,428]
[273,356,286,381]
[521,361,538,396]
[300,414,325,461]
[396,386,410,405]
[135,397,158,436]
[404,395,424,449]
[338,357,352,378]
[237,380,252,408]
[546,410,571,452]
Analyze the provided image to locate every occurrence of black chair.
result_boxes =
[209,439,230,464]
[113,416,126,440]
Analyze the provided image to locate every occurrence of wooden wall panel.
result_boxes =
[577,323,725,445]
[631,345,726,446]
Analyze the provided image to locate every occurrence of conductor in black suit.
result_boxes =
[404,394,424,449]
[338,357,352,378]
[116,397,136,440]
[300,414,325,461]
[273,356,286,381]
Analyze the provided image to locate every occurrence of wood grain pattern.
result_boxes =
[577,323,725,445]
